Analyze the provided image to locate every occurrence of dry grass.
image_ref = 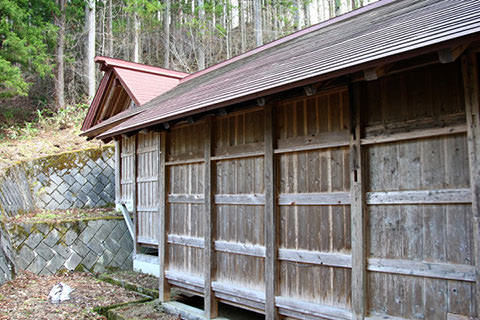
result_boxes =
[2,208,120,224]
[0,104,108,171]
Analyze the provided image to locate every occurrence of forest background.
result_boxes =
[0,0,375,160]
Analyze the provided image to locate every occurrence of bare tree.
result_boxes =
[55,0,65,109]
[197,0,205,69]
[107,0,113,56]
[239,0,246,52]
[253,0,263,46]
[133,11,140,63]
[163,0,171,68]
[85,0,96,100]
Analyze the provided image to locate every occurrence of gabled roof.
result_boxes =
[81,57,188,133]
[94,0,480,139]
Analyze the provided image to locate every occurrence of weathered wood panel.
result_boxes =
[120,136,135,205]
[361,62,474,319]
[136,131,160,244]
[166,122,206,278]
[276,88,352,311]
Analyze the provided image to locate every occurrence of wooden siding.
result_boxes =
[122,61,478,319]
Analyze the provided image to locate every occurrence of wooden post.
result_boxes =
[132,135,138,255]
[462,51,480,317]
[158,131,170,302]
[114,138,121,206]
[349,83,366,320]
[264,104,279,320]
[204,116,218,318]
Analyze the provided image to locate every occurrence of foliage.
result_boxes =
[0,0,57,98]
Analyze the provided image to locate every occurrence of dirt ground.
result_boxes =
[107,270,159,291]
[0,271,144,320]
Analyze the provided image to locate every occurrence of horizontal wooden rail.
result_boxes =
[367,258,476,282]
[168,194,205,204]
[276,296,352,320]
[274,140,350,154]
[366,188,472,204]
[361,124,467,145]
[168,234,204,249]
[137,236,158,246]
[165,158,205,166]
[215,194,265,205]
[215,240,266,258]
[167,189,471,206]
[165,270,204,293]
[136,206,159,212]
[278,192,351,206]
[136,177,159,183]
[211,151,264,161]
[278,248,352,268]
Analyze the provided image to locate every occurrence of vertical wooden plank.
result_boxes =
[350,83,366,319]
[204,116,218,318]
[158,131,170,302]
[264,103,279,319]
[114,139,121,205]
[132,135,138,255]
[462,51,480,317]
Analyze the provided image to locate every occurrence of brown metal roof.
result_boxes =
[97,0,480,139]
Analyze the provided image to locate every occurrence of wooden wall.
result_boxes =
[117,58,479,320]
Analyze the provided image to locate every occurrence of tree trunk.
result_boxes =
[55,0,65,109]
[197,0,205,70]
[163,0,170,68]
[239,0,246,53]
[133,11,140,63]
[224,0,231,59]
[107,0,113,56]
[253,0,263,46]
[85,0,96,100]
[303,0,310,27]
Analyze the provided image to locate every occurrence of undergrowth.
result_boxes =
[0,103,107,170]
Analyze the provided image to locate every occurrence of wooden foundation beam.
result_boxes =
[204,116,218,318]
[264,104,279,320]
[350,83,367,320]
[462,51,480,317]
[158,132,170,302]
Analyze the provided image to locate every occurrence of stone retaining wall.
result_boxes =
[0,146,115,216]
[0,223,15,285]
[5,217,133,276]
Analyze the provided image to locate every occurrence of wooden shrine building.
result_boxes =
[82,0,480,319]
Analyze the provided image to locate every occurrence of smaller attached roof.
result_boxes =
[81,57,188,134]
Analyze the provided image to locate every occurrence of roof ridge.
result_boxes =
[95,56,189,78]
[181,0,398,83]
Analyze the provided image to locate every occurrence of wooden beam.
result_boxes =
[438,44,469,64]
[366,188,472,205]
[114,139,121,205]
[131,136,139,255]
[363,65,389,81]
[350,83,366,320]
[204,116,218,318]
[264,104,279,319]
[158,131,170,302]
[461,51,480,317]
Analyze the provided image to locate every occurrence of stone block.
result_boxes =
[64,252,82,270]
[57,199,72,210]
[36,242,55,261]
[62,174,76,187]
[17,245,35,268]
[119,232,134,251]
[93,182,105,195]
[50,173,63,186]
[26,255,46,274]
[50,190,64,206]
[71,239,89,257]
[86,238,104,256]
[103,237,120,254]
[63,229,78,246]
[39,266,52,276]
[94,224,111,243]
[70,181,82,193]
[112,248,131,269]
[56,181,69,195]
[24,232,43,249]
[91,166,102,178]
[43,228,60,247]
[80,181,94,194]
[80,165,92,178]
[81,251,98,271]
[45,254,65,274]
[45,198,59,210]
[53,243,71,259]
[109,223,125,243]
[78,226,96,244]
[35,224,51,236]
